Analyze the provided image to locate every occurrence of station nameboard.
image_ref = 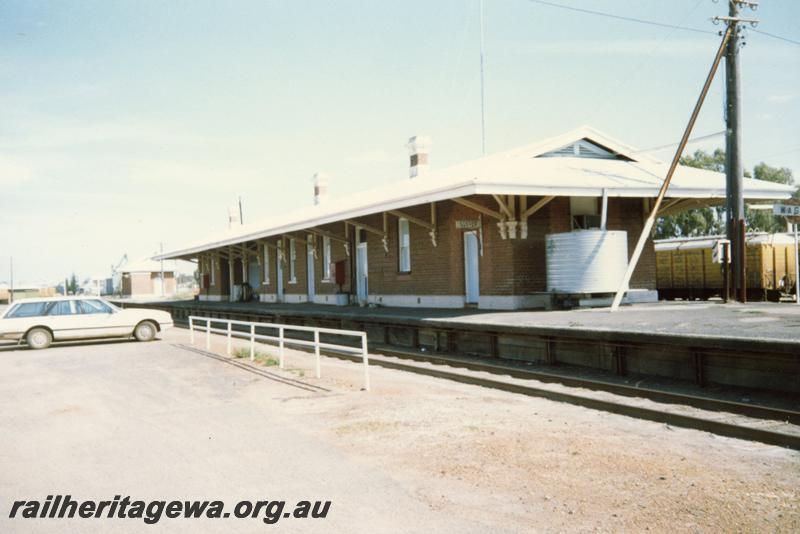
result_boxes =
[773,203,800,221]
[455,219,481,230]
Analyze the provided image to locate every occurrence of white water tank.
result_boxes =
[546,230,628,293]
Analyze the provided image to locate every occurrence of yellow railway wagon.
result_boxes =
[655,233,797,301]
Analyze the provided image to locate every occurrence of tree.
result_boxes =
[746,162,795,233]
[655,150,796,238]
[67,273,79,295]
[655,149,725,239]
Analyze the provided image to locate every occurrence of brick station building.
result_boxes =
[159,127,794,310]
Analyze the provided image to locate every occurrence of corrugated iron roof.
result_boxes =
[158,127,796,259]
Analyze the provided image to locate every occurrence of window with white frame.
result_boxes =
[289,239,297,283]
[263,244,270,284]
[398,218,411,272]
[322,236,332,281]
[210,258,216,286]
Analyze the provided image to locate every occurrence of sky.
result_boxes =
[1,0,799,284]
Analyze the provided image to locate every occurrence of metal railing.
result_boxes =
[188,315,370,390]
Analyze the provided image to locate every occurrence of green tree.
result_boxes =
[746,162,795,233]
[655,149,725,239]
[655,150,797,238]
[67,273,79,294]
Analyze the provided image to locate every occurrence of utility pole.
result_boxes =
[160,242,165,297]
[238,196,244,226]
[479,0,486,156]
[718,1,759,302]
[9,257,13,304]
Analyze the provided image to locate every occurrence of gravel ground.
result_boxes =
[1,328,798,533]
[201,330,800,533]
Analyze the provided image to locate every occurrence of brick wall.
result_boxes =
[122,272,176,296]
[196,194,657,305]
[606,197,657,290]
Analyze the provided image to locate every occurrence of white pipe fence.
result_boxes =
[188,315,370,391]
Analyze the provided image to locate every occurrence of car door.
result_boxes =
[46,300,87,341]
[75,299,130,338]
[1,301,50,340]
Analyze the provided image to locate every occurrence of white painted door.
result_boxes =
[356,242,368,305]
[276,251,284,302]
[152,276,163,296]
[464,231,480,304]
[248,256,260,289]
[307,243,316,302]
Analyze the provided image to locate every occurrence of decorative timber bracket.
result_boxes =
[453,195,554,239]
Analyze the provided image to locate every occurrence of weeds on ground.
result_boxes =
[233,347,278,366]
[232,347,306,377]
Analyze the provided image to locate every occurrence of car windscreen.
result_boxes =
[5,302,49,318]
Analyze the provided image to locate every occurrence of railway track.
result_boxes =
[345,345,800,450]
[172,322,800,450]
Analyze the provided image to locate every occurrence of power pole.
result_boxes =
[718,1,759,302]
[9,257,13,304]
[479,0,486,156]
[160,242,165,297]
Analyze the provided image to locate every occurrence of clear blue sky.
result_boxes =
[1,0,799,283]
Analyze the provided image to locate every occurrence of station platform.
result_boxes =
[111,298,800,395]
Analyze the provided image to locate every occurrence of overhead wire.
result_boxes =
[751,28,800,46]
[527,0,716,35]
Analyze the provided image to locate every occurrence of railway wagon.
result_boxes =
[655,233,798,301]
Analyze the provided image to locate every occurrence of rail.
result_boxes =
[188,315,370,391]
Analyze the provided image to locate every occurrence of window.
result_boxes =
[47,300,74,316]
[210,258,216,286]
[263,244,270,284]
[289,239,297,283]
[322,236,332,281]
[6,302,48,318]
[78,299,113,314]
[398,218,411,272]
[570,197,601,230]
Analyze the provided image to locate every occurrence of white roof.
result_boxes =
[119,258,176,273]
[159,126,796,259]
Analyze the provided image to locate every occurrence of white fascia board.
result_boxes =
[158,181,480,259]
[472,183,794,200]
[158,181,794,260]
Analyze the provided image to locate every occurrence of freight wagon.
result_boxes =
[655,233,798,302]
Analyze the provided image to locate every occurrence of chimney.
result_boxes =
[407,135,431,178]
[313,172,329,205]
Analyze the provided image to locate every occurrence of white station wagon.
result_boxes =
[0,297,173,349]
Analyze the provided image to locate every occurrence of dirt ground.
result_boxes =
[211,331,800,533]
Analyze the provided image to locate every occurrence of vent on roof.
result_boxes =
[537,138,632,161]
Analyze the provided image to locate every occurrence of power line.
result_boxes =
[580,0,707,127]
[635,130,726,154]
[751,28,800,46]
[528,0,715,35]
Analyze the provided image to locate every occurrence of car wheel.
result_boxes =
[26,328,52,350]
[134,321,157,342]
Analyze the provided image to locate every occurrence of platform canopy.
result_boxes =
[158,126,796,260]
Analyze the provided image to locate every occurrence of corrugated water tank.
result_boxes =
[546,230,628,293]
